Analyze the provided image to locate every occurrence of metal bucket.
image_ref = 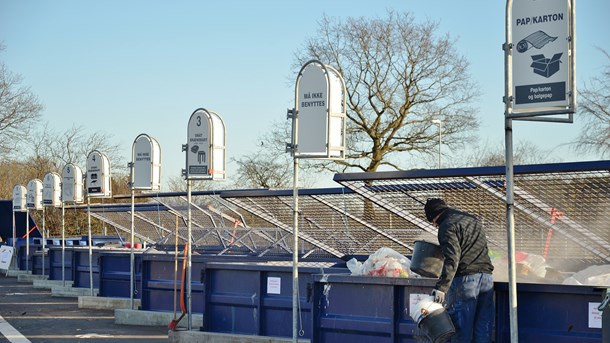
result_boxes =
[410,240,444,278]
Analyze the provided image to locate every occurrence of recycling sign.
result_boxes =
[510,0,574,114]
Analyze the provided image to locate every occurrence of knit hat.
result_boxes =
[424,198,448,222]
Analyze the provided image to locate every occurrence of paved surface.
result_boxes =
[0,274,168,343]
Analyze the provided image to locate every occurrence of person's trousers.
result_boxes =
[446,273,494,342]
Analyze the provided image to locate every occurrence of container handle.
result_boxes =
[598,288,610,311]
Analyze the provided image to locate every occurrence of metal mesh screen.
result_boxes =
[334,161,610,265]
[221,189,437,257]
[84,161,610,264]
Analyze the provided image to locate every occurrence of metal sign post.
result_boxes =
[182,108,226,331]
[43,172,62,280]
[12,185,26,262]
[130,133,162,310]
[26,179,43,274]
[61,163,84,287]
[287,60,346,342]
[504,1,575,342]
[86,151,112,296]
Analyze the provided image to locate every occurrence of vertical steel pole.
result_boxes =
[42,207,46,278]
[292,157,299,343]
[26,208,29,272]
[130,185,135,310]
[505,1,519,342]
[87,197,94,296]
[187,179,192,331]
[12,210,16,251]
[62,203,65,287]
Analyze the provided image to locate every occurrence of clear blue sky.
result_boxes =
[1,1,608,189]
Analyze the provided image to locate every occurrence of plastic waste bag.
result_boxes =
[563,265,610,286]
[347,247,411,277]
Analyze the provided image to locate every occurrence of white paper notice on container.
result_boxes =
[267,277,281,295]
[589,302,602,328]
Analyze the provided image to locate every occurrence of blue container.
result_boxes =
[99,251,142,298]
[80,235,124,246]
[17,239,41,271]
[203,261,349,339]
[48,247,74,281]
[141,253,206,314]
[31,251,50,276]
[140,253,346,317]
[495,282,603,342]
[72,248,101,288]
[311,274,438,342]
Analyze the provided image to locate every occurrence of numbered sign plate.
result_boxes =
[86,150,112,198]
[185,108,226,180]
[12,185,26,212]
[26,179,43,210]
[62,163,84,203]
[43,172,62,207]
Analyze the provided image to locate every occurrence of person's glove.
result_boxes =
[431,289,445,304]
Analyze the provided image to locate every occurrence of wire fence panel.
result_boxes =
[83,161,610,266]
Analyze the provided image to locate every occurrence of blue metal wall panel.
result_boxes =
[99,252,142,298]
[495,282,603,342]
[203,262,350,339]
[31,252,49,276]
[72,248,100,288]
[49,247,74,281]
[141,254,205,314]
[17,240,40,271]
[312,275,437,343]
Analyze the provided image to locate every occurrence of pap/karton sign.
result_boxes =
[508,0,575,117]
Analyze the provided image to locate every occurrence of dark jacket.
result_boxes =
[435,208,494,293]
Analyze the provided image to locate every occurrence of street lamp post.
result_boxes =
[431,119,442,168]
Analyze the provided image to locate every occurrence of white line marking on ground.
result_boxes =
[0,314,31,343]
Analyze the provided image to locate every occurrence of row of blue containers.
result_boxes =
[311,274,604,342]
[18,243,606,342]
[140,255,604,342]
[13,236,123,272]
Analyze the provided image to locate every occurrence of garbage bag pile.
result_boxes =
[562,265,610,286]
[491,251,551,283]
[347,247,412,277]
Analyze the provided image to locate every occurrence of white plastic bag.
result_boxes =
[348,247,411,278]
[563,265,610,286]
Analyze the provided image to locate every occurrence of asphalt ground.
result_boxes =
[0,274,169,343]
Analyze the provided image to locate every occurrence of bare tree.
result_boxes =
[29,123,126,175]
[232,151,292,189]
[0,44,43,157]
[232,121,293,189]
[294,11,480,173]
[574,49,610,158]
[231,121,319,189]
